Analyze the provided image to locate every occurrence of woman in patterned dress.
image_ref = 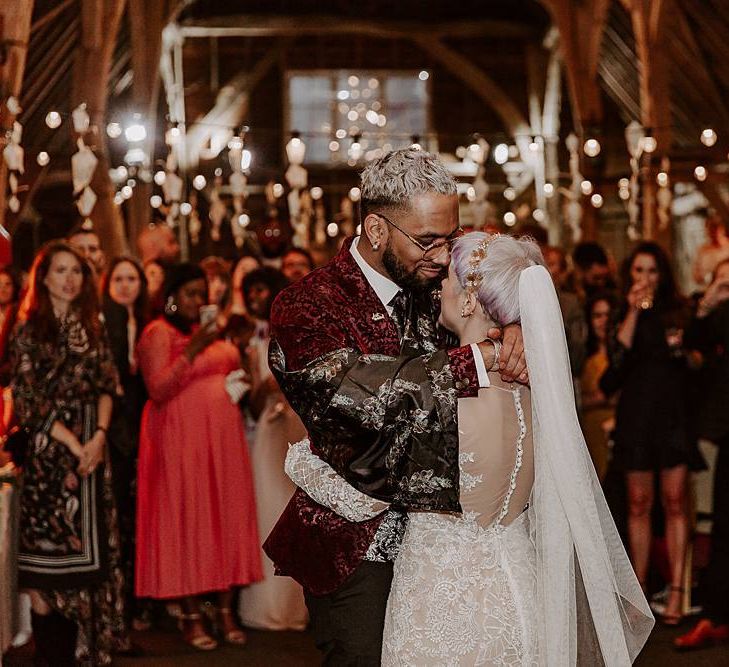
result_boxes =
[10,241,128,665]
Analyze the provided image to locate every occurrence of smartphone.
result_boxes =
[199,304,219,326]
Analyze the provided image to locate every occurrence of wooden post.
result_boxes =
[0,1,33,238]
[72,0,127,259]
[626,0,673,248]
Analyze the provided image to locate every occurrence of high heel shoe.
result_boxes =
[661,585,685,627]
[217,607,247,645]
[178,612,218,651]
[674,619,729,650]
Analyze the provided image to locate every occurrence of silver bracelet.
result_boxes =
[486,337,502,372]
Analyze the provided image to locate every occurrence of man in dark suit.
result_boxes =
[264,149,526,665]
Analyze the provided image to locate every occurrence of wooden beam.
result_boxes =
[184,39,290,168]
[179,16,538,40]
[30,0,75,35]
[0,0,34,237]
[543,0,608,133]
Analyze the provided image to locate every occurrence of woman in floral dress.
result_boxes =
[10,241,128,666]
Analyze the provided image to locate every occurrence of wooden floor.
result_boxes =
[5,621,729,666]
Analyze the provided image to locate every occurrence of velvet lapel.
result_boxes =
[331,238,401,357]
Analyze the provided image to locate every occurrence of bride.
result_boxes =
[286,232,654,665]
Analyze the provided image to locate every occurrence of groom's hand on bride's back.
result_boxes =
[485,324,528,384]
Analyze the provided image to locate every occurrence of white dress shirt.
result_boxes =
[350,237,489,387]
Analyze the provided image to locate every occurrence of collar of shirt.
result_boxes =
[350,236,401,315]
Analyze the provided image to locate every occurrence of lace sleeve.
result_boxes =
[285,439,390,522]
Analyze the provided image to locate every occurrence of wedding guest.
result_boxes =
[10,241,128,665]
[544,245,587,379]
[229,253,262,316]
[101,256,149,628]
[580,292,618,480]
[601,241,702,625]
[200,256,231,307]
[573,241,615,300]
[238,265,307,631]
[242,267,288,325]
[281,247,314,283]
[136,224,181,265]
[0,266,20,334]
[693,215,729,289]
[676,259,729,649]
[135,263,261,651]
[67,223,106,276]
[143,259,166,318]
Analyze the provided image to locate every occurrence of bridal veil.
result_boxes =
[520,265,654,665]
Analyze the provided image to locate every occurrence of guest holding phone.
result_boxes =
[135,263,261,651]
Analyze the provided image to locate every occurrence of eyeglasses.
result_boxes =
[375,213,462,260]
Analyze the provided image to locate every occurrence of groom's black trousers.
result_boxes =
[304,560,393,666]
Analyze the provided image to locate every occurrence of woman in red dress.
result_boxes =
[135,263,261,650]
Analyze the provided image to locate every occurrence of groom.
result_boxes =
[264,149,526,664]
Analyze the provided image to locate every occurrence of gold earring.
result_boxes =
[461,307,468,318]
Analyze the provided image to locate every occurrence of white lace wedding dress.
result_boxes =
[287,374,539,666]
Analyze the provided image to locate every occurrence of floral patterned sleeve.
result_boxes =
[9,324,59,434]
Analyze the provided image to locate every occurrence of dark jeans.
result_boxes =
[705,437,729,623]
[305,560,393,666]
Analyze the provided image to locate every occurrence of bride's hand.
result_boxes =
[489,324,528,384]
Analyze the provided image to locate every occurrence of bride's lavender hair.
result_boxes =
[450,232,545,325]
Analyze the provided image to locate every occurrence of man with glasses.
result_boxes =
[264,149,526,665]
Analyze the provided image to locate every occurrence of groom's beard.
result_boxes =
[383,241,444,291]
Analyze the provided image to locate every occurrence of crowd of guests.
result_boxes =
[2,216,729,662]
[0,222,316,664]
[541,233,729,650]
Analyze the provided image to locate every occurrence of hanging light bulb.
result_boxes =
[272,183,285,198]
[286,133,306,165]
[327,222,339,237]
[192,174,207,190]
[36,152,50,167]
[418,70,430,81]
[349,187,361,202]
[581,180,593,196]
[532,208,545,223]
[641,136,657,153]
[591,193,604,208]
[124,114,147,142]
[694,165,708,182]
[503,212,517,226]
[494,144,509,165]
[503,187,516,201]
[238,213,251,227]
[583,138,601,157]
[180,202,193,216]
[618,177,630,189]
[121,185,133,199]
[466,186,477,202]
[656,172,669,187]
[310,187,324,200]
[105,122,121,139]
[701,129,718,147]
[241,149,252,171]
[150,195,162,208]
[166,126,181,145]
[543,183,555,197]
[154,170,166,186]
[45,111,62,129]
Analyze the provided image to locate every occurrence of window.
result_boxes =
[286,70,433,166]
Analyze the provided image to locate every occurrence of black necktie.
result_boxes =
[388,290,411,340]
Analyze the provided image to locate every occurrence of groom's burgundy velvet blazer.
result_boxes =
[263,239,480,595]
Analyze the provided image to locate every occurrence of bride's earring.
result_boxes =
[165,296,177,314]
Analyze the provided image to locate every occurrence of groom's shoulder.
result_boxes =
[271,257,347,322]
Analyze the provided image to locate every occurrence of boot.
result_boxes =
[30,611,52,666]
[47,611,78,667]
